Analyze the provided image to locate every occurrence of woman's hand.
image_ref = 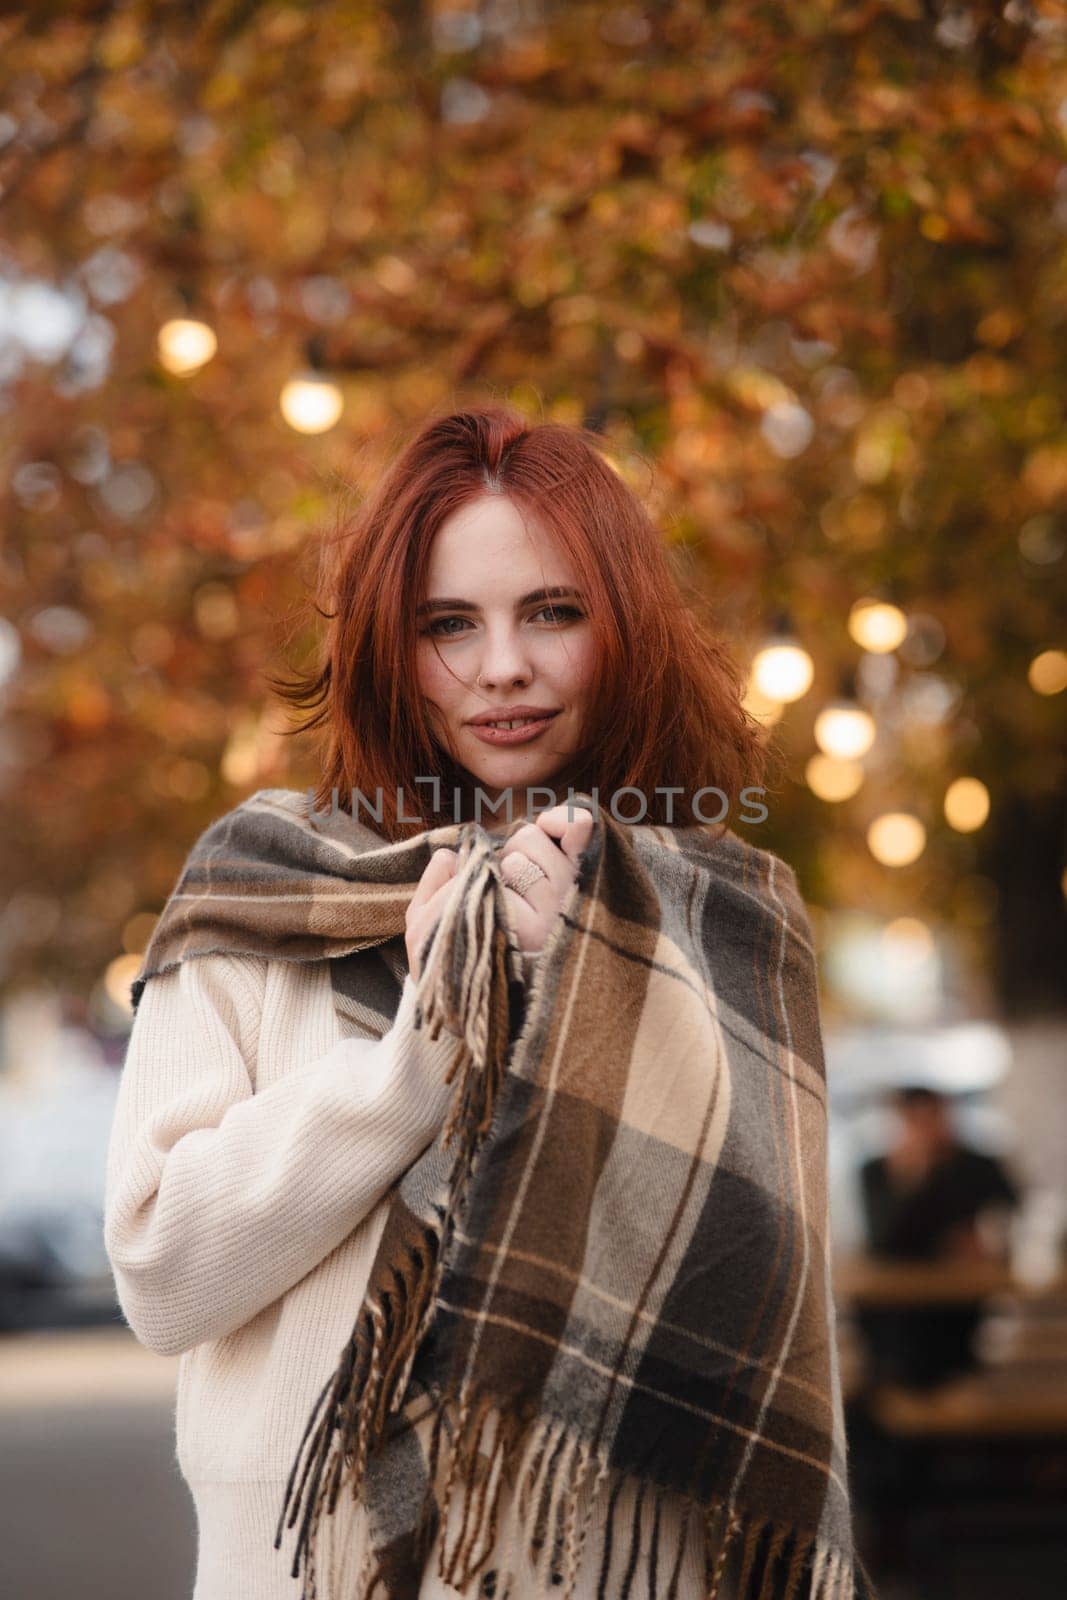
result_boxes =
[405,847,460,984]
[499,803,594,955]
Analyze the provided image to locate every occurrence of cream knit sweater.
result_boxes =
[104,947,730,1600]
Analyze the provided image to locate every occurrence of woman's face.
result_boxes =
[415,493,597,818]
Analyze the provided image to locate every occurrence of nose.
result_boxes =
[476,621,533,689]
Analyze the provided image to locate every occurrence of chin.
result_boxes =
[460,748,566,799]
[470,762,559,796]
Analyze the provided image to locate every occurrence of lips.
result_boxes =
[466,711,560,746]
[467,707,561,727]
[477,715,554,729]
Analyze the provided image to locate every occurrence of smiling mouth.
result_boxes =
[466,711,561,744]
[469,709,561,728]
[480,716,551,729]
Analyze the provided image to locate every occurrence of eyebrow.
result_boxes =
[415,586,584,617]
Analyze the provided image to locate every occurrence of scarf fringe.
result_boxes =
[280,1382,870,1600]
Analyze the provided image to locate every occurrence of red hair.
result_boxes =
[269,403,778,840]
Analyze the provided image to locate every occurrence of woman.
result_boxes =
[105,405,870,1600]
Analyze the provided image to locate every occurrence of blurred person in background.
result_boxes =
[856,1085,1021,1390]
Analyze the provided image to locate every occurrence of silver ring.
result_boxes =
[503,857,548,897]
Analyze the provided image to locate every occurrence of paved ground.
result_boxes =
[0,1326,195,1600]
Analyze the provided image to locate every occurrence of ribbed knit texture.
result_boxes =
[104,947,727,1600]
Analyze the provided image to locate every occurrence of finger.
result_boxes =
[500,848,560,911]
[408,866,462,977]
[419,868,461,925]
[534,801,593,840]
[410,847,457,912]
[499,827,572,897]
[501,886,544,947]
[534,803,594,867]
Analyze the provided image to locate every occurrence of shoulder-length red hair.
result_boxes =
[269,402,778,840]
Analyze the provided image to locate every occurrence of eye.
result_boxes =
[423,615,471,637]
[533,604,584,624]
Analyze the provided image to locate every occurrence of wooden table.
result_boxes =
[866,1373,1067,1436]
[833,1253,1067,1307]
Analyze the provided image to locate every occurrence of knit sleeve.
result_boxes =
[103,952,457,1358]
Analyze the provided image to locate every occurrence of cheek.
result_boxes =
[415,645,455,708]
[414,652,457,752]
[550,631,597,699]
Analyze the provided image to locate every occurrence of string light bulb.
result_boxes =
[806,755,865,802]
[157,317,217,375]
[867,812,926,866]
[280,334,344,434]
[848,596,907,653]
[751,611,814,704]
[1029,649,1067,696]
[813,668,876,759]
[944,777,990,832]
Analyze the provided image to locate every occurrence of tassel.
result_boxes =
[808,1541,831,1598]
[531,1424,571,1584]
[524,1418,562,1581]
[756,1524,790,1600]
[441,1388,497,1587]
[436,1379,477,1583]
[276,1328,364,1589]
[559,1439,595,1600]
[646,1487,663,1600]
[822,1551,841,1600]
[664,1495,694,1600]
[496,1418,544,1595]
[566,1439,612,1589]
[451,1405,511,1588]
[274,1366,336,1563]
[705,1503,744,1600]
[550,1433,585,1593]
[618,1475,648,1600]
[592,1470,626,1599]
[781,1532,812,1600]
[735,1516,768,1600]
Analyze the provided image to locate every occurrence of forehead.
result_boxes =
[426,494,575,589]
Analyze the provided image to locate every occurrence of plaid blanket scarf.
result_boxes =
[131,786,873,1600]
